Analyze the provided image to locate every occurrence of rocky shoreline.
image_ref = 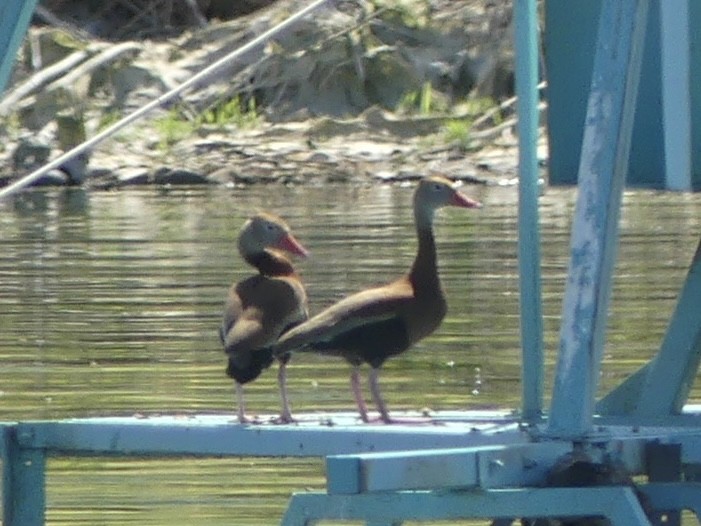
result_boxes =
[1,0,545,190]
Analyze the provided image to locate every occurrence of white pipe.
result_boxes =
[0,0,333,199]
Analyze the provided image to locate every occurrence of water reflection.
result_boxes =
[0,184,700,524]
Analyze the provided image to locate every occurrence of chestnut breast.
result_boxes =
[222,273,308,355]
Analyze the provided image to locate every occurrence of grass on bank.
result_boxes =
[150,83,502,153]
[440,96,503,150]
[154,95,261,149]
[397,83,502,151]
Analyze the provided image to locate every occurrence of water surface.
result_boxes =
[0,183,699,524]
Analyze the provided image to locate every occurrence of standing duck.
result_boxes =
[274,175,481,423]
[220,213,309,423]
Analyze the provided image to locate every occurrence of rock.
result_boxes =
[33,169,71,186]
[153,167,210,185]
[59,154,89,184]
[116,167,150,186]
[12,139,51,170]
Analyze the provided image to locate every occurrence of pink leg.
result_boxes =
[350,366,370,423]
[234,382,262,424]
[368,368,434,425]
[275,360,295,424]
[368,367,391,423]
[235,382,249,423]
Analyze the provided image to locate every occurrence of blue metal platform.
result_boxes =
[5,411,524,458]
[4,409,701,525]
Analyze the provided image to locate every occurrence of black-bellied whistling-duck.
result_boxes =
[219,213,309,423]
[274,175,481,423]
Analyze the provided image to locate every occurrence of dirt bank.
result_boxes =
[1,0,546,190]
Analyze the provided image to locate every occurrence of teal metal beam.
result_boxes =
[513,0,544,422]
[2,428,45,526]
[0,0,39,95]
[598,237,701,415]
[639,482,701,519]
[327,448,482,495]
[594,411,701,429]
[13,414,524,457]
[660,1,692,190]
[545,2,696,190]
[326,443,573,494]
[547,0,650,438]
[692,1,701,191]
[544,1,601,187]
[280,487,653,526]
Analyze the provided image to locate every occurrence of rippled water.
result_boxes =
[0,183,700,524]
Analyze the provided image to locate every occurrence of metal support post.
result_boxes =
[660,0,692,191]
[514,0,544,422]
[2,427,46,526]
[0,0,40,94]
[547,0,650,438]
[280,487,653,526]
[645,443,682,526]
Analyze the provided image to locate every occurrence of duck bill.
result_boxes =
[279,233,310,258]
[451,191,482,209]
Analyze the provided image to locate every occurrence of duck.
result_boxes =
[274,175,481,423]
[219,212,309,423]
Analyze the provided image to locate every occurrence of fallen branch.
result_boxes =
[42,41,142,94]
[4,42,141,116]
[0,49,89,116]
[471,80,547,130]
[470,101,547,141]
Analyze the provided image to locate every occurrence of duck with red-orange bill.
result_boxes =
[273,176,481,423]
[219,213,309,423]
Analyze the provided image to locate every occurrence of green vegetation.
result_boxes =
[442,119,472,150]
[153,95,260,150]
[96,110,122,132]
[440,96,501,150]
[396,88,500,151]
[50,30,86,50]
[369,0,432,28]
[458,96,503,125]
[397,82,449,116]
[198,96,261,129]
[154,107,194,149]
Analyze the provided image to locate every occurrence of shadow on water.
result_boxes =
[0,184,700,524]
